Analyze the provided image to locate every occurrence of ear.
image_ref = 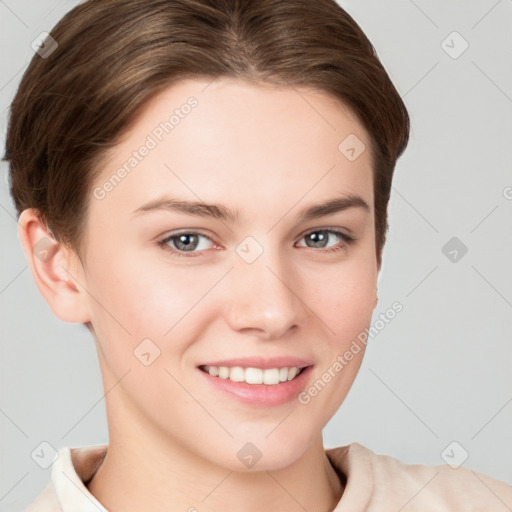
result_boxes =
[17,208,91,324]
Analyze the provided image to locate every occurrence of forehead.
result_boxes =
[90,77,373,224]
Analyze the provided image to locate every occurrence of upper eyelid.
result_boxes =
[301,226,351,236]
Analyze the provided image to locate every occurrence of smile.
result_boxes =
[199,365,306,385]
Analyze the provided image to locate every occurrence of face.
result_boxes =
[79,77,378,470]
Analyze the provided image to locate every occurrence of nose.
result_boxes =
[223,244,305,341]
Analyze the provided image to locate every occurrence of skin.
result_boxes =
[19,77,379,512]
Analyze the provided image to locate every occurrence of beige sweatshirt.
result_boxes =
[23,442,512,511]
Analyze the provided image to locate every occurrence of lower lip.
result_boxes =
[198,366,313,407]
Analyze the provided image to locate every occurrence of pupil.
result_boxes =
[309,231,327,248]
[176,234,197,251]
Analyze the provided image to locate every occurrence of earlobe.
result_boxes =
[17,208,91,324]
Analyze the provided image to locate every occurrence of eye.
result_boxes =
[157,228,356,258]
[296,228,356,254]
[157,231,215,257]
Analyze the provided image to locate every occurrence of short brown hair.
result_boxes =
[4,0,409,266]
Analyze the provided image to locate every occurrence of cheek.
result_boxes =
[329,276,375,339]
[296,258,376,425]
[306,251,377,348]
[84,247,220,356]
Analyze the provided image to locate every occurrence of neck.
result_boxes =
[87,409,344,512]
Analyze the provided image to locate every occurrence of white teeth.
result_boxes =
[218,366,229,379]
[245,367,263,384]
[204,365,303,385]
[263,368,280,385]
[288,367,298,380]
[229,366,245,382]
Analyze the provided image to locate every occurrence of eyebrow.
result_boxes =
[131,193,370,223]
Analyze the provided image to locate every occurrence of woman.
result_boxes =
[5,0,511,510]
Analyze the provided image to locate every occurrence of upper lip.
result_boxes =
[198,356,313,369]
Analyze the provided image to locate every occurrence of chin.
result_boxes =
[218,429,317,472]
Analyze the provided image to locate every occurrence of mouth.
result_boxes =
[198,364,308,385]
[197,360,314,407]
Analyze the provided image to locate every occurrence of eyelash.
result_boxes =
[157,228,356,258]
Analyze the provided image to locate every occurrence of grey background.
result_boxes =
[1,0,511,510]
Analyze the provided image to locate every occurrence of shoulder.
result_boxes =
[22,444,107,512]
[328,442,512,511]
